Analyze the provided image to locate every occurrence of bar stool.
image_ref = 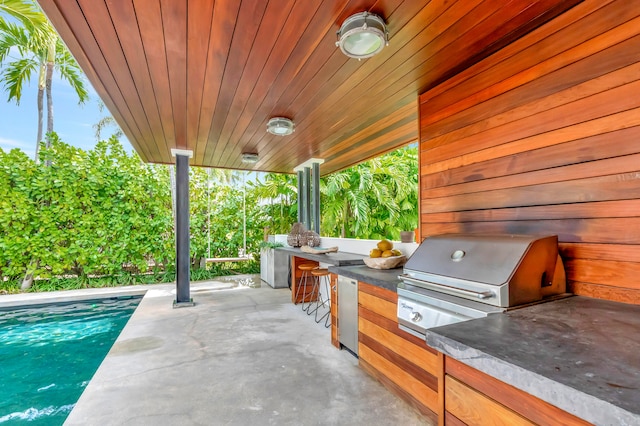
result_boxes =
[295,263,317,309]
[308,268,331,328]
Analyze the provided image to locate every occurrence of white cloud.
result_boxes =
[0,137,35,159]
[0,137,29,149]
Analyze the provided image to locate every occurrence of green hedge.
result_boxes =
[0,134,263,287]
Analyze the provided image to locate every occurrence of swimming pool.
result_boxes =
[0,296,141,425]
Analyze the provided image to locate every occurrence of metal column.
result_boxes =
[174,153,194,307]
[312,162,320,234]
[303,167,311,229]
[294,158,324,231]
[297,169,304,223]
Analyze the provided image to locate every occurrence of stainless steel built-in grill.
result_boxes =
[397,234,566,338]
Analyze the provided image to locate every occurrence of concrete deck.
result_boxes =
[44,276,431,425]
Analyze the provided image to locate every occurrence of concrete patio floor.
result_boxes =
[50,275,432,425]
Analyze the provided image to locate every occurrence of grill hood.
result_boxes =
[401,234,566,308]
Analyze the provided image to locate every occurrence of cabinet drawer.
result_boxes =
[445,375,534,426]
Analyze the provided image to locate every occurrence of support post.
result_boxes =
[294,158,324,231]
[172,149,194,308]
[312,162,320,234]
[297,169,304,223]
[303,167,311,229]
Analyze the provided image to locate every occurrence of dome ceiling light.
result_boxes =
[241,152,259,163]
[267,117,295,136]
[336,11,388,60]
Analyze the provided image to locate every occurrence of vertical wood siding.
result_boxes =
[418,0,640,304]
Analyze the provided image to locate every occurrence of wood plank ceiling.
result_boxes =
[36,0,579,175]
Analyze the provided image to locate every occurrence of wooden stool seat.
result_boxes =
[311,268,329,277]
[298,263,317,271]
[295,263,318,308]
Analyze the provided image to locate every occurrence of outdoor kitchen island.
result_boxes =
[329,264,640,426]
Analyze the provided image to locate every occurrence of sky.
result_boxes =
[0,70,133,159]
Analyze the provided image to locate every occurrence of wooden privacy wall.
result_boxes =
[418,0,640,305]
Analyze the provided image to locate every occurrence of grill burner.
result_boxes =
[397,234,566,338]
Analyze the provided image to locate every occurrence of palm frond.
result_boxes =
[1,56,36,103]
[0,0,49,35]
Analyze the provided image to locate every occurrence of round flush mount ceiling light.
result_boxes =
[241,152,259,163]
[267,117,295,136]
[336,11,388,60]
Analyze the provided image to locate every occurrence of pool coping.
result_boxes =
[0,285,151,308]
[0,275,265,309]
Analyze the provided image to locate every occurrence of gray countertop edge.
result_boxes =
[426,331,638,426]
[328,265,401,292]
[276,247,365,266]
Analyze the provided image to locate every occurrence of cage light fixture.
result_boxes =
[267,117,295,136]
[241,152,259,163]
[336,11,388,60]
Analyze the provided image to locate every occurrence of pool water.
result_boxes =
[0,297,140,425]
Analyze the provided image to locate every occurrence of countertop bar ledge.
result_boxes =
[426,296,640,426]
[277,247,366,266]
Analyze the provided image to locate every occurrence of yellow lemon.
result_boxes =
[369,248,382,258]
[381,250,394,258]
[377,239,393,251]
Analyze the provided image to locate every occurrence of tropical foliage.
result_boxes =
[0,0,48,34]
[250,172,298,235]
[0,0,88,156]
[0,135,172,282]
[0,135,264,291]
[321,146,418,240]
[0,135,417,292]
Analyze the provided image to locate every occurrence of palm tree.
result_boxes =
[1,2,88,289]
[321,146,418,239]
[0,11,88,159]
[0,0,48,34]
[250,173,298,234]
[94,100,123,140]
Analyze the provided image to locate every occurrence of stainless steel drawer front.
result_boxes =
[337,276,358,355]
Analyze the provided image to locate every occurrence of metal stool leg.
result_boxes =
[294,266,313,307]
[306,275,321,315]
[315,275,331,327]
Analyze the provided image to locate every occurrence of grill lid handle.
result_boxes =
[399,274,495,300]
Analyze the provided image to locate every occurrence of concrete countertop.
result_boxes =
[426,296,640,425]
[328,265,402,292]
[277,246,366,266]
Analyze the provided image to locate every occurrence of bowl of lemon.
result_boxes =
[363,239,407,270]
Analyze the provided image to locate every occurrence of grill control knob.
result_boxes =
[410,311,422,322]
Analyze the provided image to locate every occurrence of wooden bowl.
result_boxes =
[363,255,406,270]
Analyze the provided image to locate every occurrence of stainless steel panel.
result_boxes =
[338,276,358,355]
[397,284,504,336]
[403,234,557,286]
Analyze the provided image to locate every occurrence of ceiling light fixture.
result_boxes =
[241,152,259,164]
[267,117,295,136]
[336,11,388,60]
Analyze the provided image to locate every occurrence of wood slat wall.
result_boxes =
[357,282,439,422]
[418,0,640,304]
